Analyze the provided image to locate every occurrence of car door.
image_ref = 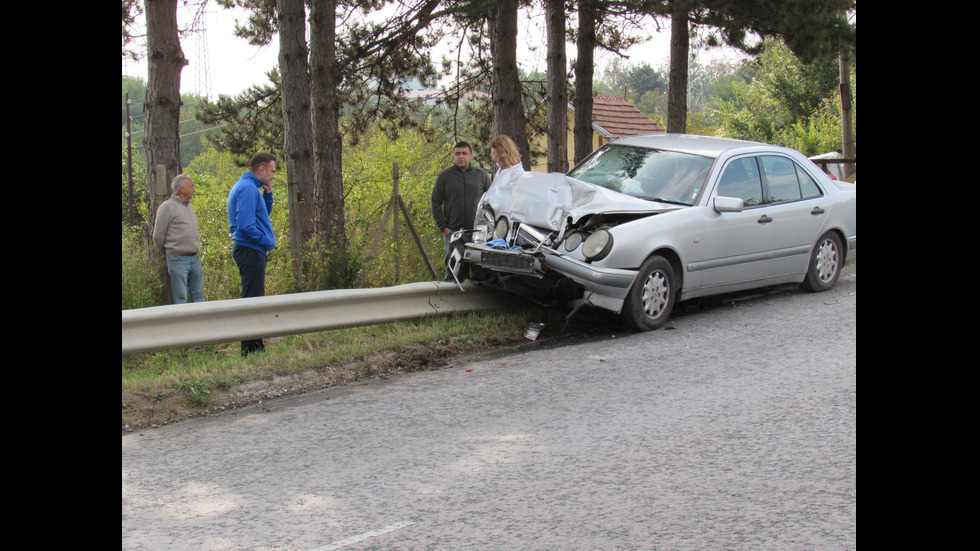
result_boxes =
[756,155,828,277]
[697,155,779,289]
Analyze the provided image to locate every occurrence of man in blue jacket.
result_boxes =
[227,152,277,356]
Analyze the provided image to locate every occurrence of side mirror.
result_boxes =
[713,196,744,213]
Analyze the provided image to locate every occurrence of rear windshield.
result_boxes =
[568,144,714,206]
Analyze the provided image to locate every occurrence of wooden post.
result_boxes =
[150,164,173,304]
[393,162,400,281]
[356,162,439,287]
[154,164,168,201]
[839,45,855,180]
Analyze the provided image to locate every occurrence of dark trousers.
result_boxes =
[233,244,268,356]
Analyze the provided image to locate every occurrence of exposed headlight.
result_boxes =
[563,232,583,252]
[582,230,613,261]
[479,204,495,227]
[494,217,509,240]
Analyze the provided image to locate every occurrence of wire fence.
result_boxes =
[123,157,449,309]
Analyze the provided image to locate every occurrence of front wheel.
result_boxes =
[621,255,676,331]
[801,232,842,292]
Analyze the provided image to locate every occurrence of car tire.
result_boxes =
[801,231,842,292]
[621,255,676,331]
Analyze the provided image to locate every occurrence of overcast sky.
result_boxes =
[122,4,744,100]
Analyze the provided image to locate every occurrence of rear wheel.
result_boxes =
[621,255,676,331]
[801,232,842,292]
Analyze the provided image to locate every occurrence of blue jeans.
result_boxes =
[166,253,204,304]
[443,233,454,282]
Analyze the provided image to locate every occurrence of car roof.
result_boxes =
[610,133,767,158]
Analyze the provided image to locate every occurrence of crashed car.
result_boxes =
[447,134,856,331]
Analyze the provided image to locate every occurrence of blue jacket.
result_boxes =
[227,171,275,252]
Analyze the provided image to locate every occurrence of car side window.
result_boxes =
[761,155,801,203]
[760,155,825,203]
[717,157,763,206]
[797,165,823,199]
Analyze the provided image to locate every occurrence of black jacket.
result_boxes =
[430,164,491,231]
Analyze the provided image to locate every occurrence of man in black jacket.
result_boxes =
[431,141,491,281]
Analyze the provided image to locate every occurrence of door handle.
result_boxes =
[811,206,825,215]
[757,215,773,224]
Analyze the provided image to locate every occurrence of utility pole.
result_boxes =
[126,93,135,226]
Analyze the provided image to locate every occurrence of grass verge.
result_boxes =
[122,305,600,431]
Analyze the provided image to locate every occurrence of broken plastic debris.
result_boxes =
[525,322,545,341]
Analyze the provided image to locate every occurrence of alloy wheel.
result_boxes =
[641,271,669,319]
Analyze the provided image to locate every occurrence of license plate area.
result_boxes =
[481,249,538,274]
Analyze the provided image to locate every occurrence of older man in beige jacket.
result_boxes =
[152,174,204,304]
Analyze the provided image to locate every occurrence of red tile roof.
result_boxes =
[590,95,665,138]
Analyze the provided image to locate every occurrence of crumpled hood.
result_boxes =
[480,171,677,231]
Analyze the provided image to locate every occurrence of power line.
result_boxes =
[124,122,226,139]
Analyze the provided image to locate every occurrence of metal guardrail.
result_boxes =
[122,281,518,356]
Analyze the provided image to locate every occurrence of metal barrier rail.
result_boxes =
[122,282,517,356]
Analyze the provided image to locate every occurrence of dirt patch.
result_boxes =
[122,337,525,433]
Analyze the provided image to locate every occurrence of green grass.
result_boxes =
[122,305,592,431]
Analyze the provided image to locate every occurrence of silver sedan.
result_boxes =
[447,134,856,331]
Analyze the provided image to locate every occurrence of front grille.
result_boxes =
[514,223,548,248]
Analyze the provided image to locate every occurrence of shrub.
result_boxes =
[122,223,165,309]
[123,129,454,309]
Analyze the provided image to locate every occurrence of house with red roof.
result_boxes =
[531,95,665,171]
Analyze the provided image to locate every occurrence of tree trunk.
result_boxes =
[489,0,531,167]
[143,0,186,305]
[143,0,186,234]
[545,0,568,173]
[277,0,316,290]
[310,0,348,289]
[573,0,596,165]
[667,7,689,134]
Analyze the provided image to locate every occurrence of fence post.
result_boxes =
[394,162,400,281]
[357,163,439,287]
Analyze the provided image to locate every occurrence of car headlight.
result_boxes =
[563,232,584,252]
[479,204,495,227]
[582,230,613,261]
[494,217,510,240]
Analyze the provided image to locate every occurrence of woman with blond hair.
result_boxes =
[489,134,525,188]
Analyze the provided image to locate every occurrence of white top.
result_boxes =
[492,164,525,188]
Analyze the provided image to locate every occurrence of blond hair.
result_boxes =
[490,135,521,169]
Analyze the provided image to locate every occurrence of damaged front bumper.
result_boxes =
[453,236,638,313]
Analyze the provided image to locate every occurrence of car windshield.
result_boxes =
[568,144,714,206]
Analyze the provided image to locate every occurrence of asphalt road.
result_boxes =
[122,263,856,550]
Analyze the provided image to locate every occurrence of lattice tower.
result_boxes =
[194,24,212,100]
